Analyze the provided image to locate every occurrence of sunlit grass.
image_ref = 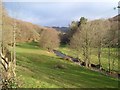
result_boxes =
[58,47,119,72]
[16,42,119,88]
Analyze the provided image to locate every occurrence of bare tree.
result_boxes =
[39,28,60,51]
[0,1,2,88]
[0,1,16,89]
[68,17,87,44]
[70,21,93,68]
[104,20,118,73]
[91,20,110,70]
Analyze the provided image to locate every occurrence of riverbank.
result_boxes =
[53,49,120,79]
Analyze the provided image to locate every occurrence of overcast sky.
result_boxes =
[4,0,118,27]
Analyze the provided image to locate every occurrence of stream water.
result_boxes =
[53,50,80,63]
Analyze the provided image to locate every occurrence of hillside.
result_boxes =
[16,42,119,88]
[2,10,57,44]
[109,14,120,21]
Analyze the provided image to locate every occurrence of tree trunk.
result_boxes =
[13,19,16,78]
[98,45,101,70]
[88,47,91,67]
[112,48,116,71]
[85,30,89,68]
[108,46,111,73]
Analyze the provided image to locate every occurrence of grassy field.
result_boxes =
[58,46,119,73]
[15,42,119,88]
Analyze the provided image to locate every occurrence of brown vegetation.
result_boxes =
[39,28,60,51]
[69,16,118,72]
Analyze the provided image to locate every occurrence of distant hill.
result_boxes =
[51,26,69,33]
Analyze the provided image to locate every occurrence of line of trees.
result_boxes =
[69,17,118,72]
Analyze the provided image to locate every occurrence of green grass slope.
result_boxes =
[16,42,119,88]
[58,46,119,73]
